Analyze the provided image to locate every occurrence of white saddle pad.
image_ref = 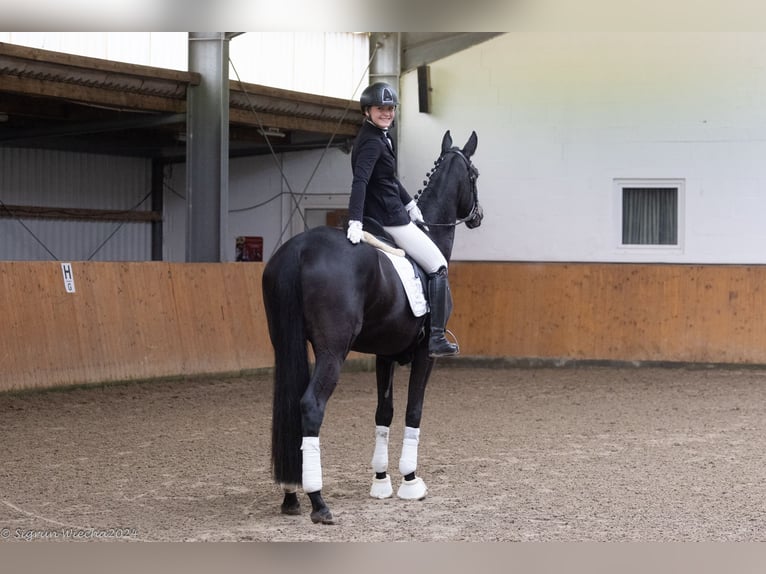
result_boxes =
[380,251,428,317]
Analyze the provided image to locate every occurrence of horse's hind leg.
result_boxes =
[280,485,301,515]
[299,352,343,525]
[370,356,396,499]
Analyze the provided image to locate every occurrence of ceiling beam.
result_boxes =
[400,32,504,73]
[0,113,185,143]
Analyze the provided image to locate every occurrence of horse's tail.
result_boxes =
[262,244,309,487]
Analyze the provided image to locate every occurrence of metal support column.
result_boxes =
[185,32,231,262]
[150,159,164,261]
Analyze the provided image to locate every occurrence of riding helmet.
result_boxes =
[360,82,399,111]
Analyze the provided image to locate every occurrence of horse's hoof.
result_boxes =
[280,491,301,515]
[280,501,301,515]
[397,476,427,500]
[370,475,393,499]
[310,507,335,525]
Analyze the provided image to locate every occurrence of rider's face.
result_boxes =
[366,105,396,129]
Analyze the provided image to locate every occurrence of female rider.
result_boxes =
[346,81,458,357]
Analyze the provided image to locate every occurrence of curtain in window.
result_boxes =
[622,187,678,245]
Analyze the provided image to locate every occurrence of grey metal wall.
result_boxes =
[0,148,152,261]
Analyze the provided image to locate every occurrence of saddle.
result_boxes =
[361,217,398,249]
[362,217,429,318]
[362,217,431,255]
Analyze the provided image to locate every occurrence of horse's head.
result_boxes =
[416,130,483,230]
[446,131,483,229]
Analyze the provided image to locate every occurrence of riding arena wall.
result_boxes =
[2,260,765,392]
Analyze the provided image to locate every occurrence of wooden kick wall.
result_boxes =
[449,262,766,365]
[2,261,766,392]
[0,262,273,392]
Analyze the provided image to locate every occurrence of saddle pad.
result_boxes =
[380,251,428,317]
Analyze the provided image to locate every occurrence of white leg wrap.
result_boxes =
[370,426,393,499]
[398,426,420,476]
[301,436,322,493]
[371,425,390,473]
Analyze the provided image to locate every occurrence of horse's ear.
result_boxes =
[441,130,453,154]
[462,131,478,159]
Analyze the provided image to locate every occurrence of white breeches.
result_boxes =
[382,222,447,274]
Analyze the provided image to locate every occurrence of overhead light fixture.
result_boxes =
[258,127,286,139]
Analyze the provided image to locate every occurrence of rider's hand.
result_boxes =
[405,200,424,224]
[347,220,363,244]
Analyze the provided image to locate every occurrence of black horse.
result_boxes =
[262,130,483,524]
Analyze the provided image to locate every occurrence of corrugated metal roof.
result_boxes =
[0,42,194,109]
[229,81,360,136]
[0,41,359,159]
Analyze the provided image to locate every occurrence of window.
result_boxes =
[616,179,683,248]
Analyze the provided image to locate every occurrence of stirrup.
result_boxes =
[428,330,459,357]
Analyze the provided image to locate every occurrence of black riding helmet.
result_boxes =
[359,82,399,111]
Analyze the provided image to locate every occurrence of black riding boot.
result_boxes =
[427,267,459,357]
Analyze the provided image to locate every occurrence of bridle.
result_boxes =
[414,148,482,228]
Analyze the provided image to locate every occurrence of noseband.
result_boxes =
[415,149,482,228]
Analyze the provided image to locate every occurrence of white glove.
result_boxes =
[347,220,363,244]
[405,200,424,223]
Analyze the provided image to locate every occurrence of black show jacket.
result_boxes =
[348,120,413,226]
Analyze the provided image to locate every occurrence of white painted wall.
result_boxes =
[8,30,766,265]
[398,32,766,264]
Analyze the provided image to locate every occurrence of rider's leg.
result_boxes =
[426,266,459,357]
[382,222,459,357]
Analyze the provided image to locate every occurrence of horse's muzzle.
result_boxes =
[466,203,484,229]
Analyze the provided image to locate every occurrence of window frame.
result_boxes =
[614,178,685,253]
[289,193,350,237]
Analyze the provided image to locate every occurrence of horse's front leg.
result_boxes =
[397,346,435,500]
[370,356,396,499]
[300,352,342,524]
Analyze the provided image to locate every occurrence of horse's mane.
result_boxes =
[413,146,479,229]
[413,154,447,204]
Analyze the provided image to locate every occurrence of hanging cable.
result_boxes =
[2,189,157,262]
[229,191,283,213]
[229,36,379,257]
[229,58,305,226]
[86,191,152,261]
[163,181,186,201]
[0,197,60,261]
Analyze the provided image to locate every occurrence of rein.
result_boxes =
[414,149,480,228]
